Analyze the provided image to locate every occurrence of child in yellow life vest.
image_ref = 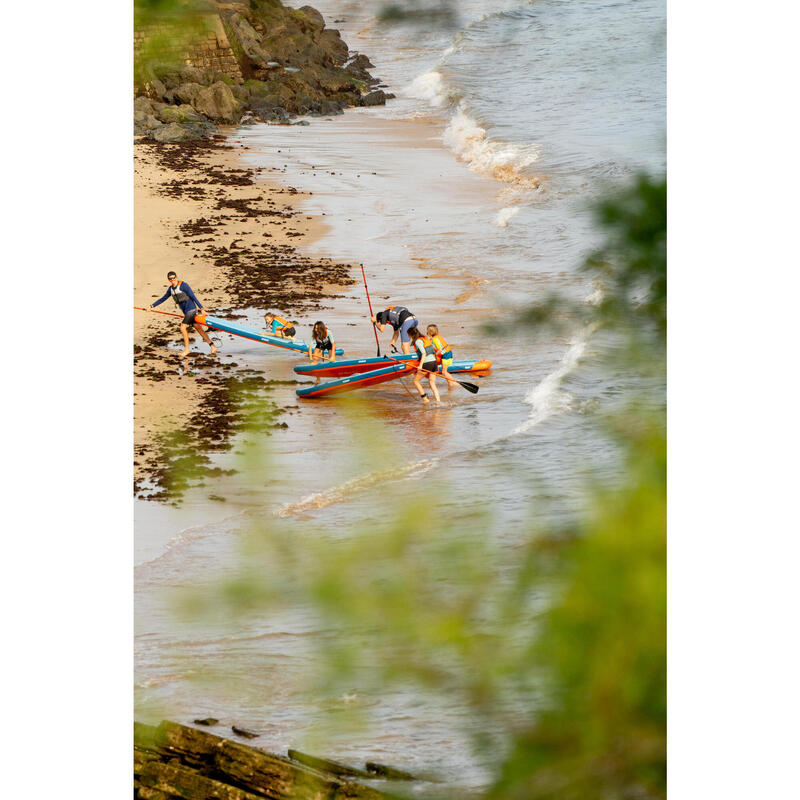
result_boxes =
[426,324,454,388]
[264,312,296,339]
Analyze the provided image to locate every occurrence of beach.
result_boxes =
[134,0,665,791]
[134,136,353,499]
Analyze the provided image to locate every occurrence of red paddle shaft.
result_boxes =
[134,305,182,318]
[360,265,381,356]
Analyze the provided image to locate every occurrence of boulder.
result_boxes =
[361,89,387,106]
[179,66,206,85]
[318,29,349,64]
[172,82,204,105]
[298,6,325,30]
[134,110,163,135]
[157,104,211,128]
[151,122,202,143]
[192,81,242,123]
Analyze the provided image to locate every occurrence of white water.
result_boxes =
[135,0,665,791]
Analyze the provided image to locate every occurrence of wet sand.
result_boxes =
[133,135,356,500]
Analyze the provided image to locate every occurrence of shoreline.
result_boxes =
[133,131,356,501]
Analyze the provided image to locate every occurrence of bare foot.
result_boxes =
[180,349,190,358]
[210,344,219,354]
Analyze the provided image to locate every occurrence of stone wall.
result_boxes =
[134,14,244,83]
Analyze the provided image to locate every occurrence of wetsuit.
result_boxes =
[153,281,204,325]
[377,306,419,344]
[312,330,335,354]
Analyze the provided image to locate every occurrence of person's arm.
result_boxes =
[371,316,385,333]
[390,327,399,349]
[182,283,203,311]
[150,288,172,309]
[328,334,336,363]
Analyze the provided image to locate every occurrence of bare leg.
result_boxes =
[401,341,411,355]
[413,372,429,402]
[428,373,441,403]
[179,323,191,357]
[442,365,454,390]
[194,323,218,354]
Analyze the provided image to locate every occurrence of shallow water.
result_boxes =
[135,0,665,790]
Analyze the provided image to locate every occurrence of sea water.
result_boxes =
[135,0,665,790]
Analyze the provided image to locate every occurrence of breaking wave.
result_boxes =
[276,457,439,517]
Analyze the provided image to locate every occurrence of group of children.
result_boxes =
[266,305,454,403]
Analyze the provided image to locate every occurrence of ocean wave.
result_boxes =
[404,69,462,108]
[512,324,597,436]
[276,457,438,517]
[442,105,543,186]
[494,206,520,227]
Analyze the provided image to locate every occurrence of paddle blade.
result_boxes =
[459,381,479,394]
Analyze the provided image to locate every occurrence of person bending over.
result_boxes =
[148,271,217,358]
[264,312,296,339]
[371,305,419,355]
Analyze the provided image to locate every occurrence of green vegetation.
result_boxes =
[173,175,666,798]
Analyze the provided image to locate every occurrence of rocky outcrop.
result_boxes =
[135,0,392,141]
[134,720,418,799]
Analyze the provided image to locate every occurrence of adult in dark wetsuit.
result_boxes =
[148,271,218,357]
[371,305,419,355]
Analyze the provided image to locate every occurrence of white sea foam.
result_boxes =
[403,69,459,108]
[276,457,438,517]
[512,325,597,435]
[442,105,542,186]
[494,206,520,227]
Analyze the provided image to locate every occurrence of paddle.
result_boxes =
[384,352,479,395]
[360,264,381,357]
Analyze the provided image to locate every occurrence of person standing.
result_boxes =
[371,305,419,355]
[409,326,441,404]
[426,323,455,389]
[148,271,218,357]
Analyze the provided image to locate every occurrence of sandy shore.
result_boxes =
[133,133,353,499]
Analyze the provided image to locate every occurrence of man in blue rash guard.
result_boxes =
[148,271,218,357]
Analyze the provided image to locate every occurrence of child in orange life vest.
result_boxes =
[426,324,454,389]
[264,312,296,339]
[409,326,441,404]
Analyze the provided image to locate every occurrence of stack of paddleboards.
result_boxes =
[294,355,492,398]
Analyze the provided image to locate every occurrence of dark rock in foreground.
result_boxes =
[134,720,415,799]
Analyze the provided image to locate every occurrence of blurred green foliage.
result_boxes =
[177,174,666,798]
[134,0,211,87]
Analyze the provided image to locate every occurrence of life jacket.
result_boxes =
[431,333,453,361]
[170,281,190,306]
[269,315,293,333]
[384,305,412,329]
[313,330,333,350]
[415,335,437,362]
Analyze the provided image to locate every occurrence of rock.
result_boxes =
[292,120,310,126]
[172,82,204,105]
[151,122,202,143]
[134,110,163,135]
[288,749,372,779]
[318,28,349,64]
[179,66,206,85]
[231,725,259,739]
[346,53,375,81]
[361,89,388,106]
[192,81,242,123]
[298,5,325,30]
[366,761,417,781]
[193,718,219,726]
[157,103,208,126]
[134,96,164,116]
